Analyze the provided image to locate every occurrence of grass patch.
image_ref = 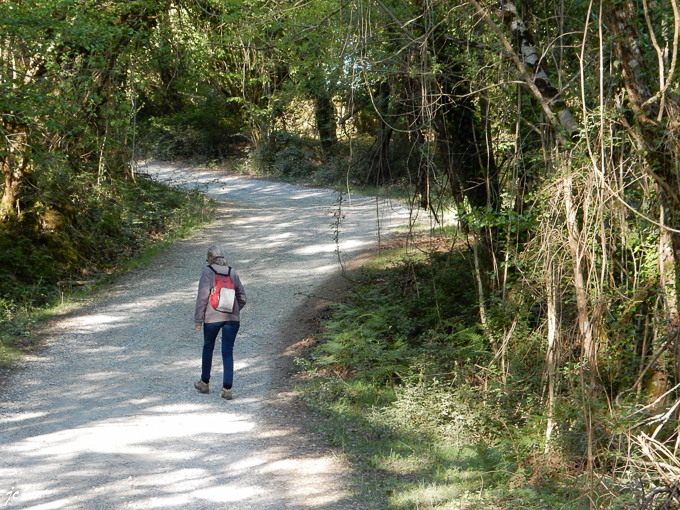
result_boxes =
[295,239,636,509]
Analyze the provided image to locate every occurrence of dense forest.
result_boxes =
[4,0,680,507]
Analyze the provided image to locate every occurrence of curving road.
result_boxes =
[0,162,410,510]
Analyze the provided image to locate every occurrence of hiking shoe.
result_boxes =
[194,380,209,394]
[221,388,232,400]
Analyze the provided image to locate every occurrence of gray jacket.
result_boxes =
[194,264,247,326]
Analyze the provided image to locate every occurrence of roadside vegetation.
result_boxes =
[5,0,680,507]
[296,234,641,509]
[0,174,214,369]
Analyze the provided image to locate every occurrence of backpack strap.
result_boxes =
[207,265,232,277]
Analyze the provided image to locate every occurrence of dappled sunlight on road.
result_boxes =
[6,407,253,457]
[293,239,368,255]
[0,163,410,509]
[1,411,48,424]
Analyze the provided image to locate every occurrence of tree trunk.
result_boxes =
[368,81,393,185]
[602,0,680,378]
[544,258,559,450]
[659,205,679,327]
[0,121,28,220]
[563,172,597,363]
[315,94,337,157]
[405,77,430,210]
[469,0,579,141]
[1,165,21,219]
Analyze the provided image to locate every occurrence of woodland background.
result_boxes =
[3,0,680,507]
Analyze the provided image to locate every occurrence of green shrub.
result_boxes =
[138,97,247,162]
[0,171,214,309]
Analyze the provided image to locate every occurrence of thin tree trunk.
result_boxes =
[369,81,393,185]
[563,172,596,363]
[564,169,597,494]
[473,235,498,353]
[315,94,337,157]
[545,259,559,450]
[405,83,430,210]
[603,0,680,310]
[0,122,28,220]
[659,205,679,327]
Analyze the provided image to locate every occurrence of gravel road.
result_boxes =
[0,162,410,510]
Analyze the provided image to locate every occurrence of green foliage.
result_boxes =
[310,251,482,383]
[138,108,247,163]
[0,298,34,369]
[239,130,385,187]
[0,172,213,361]
[247,131,318,178]
[1,0,164,180]
[296,236,666,507]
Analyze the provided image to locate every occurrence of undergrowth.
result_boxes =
[0,171,214,369]
[296,241,642,509]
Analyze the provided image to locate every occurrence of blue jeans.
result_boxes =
[201,321,240,389]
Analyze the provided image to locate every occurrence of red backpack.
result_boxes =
[208,266,236,313]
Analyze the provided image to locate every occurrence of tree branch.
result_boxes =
[338,98,370,125]
[468,0,579,142]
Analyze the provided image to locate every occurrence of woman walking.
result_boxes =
[194,245,247,400]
